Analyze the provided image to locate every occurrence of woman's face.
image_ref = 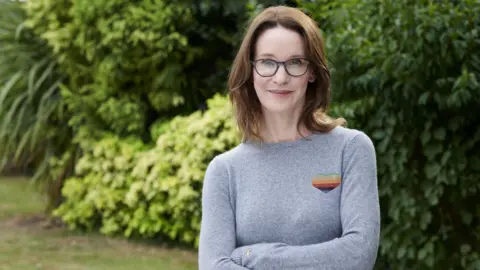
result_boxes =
[252,26,314,115]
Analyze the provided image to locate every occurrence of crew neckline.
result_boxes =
[242,126,340,149]
[244,132,317,149]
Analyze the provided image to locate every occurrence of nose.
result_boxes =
[272,64,289,84]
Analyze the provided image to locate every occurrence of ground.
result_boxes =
[0,176,198,270]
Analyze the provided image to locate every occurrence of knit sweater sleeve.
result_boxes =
[198,157,249,270]
[230,132,381,270]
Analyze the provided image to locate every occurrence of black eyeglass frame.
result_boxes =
[250,58,311,77]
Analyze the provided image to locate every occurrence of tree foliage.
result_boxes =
[23,0,197,140]
[301,0,480,269]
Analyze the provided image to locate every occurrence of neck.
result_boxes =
[260,108,310,143]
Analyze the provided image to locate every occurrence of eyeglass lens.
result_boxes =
[253,59,309,77]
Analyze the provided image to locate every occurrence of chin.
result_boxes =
[261,103,296,114]
[257,93,304,115]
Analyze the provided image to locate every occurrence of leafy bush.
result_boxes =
[53,134,148,232]
[301,0,480,269]
[22,0,254,143]
[54,94,239,246]
[23,0,196,139]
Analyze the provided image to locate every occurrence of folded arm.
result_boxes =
[198,157,250,270]
[231,133,381,270]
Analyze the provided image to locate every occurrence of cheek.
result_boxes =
[293,77,310,92]
[253,73,268,91]
[252,73,310,93]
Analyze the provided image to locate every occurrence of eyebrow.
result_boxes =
[258,53,305,58]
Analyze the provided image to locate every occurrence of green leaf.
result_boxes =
[460,211,473,226]
[425,142,443,159]
[440,150,452,166]
[460,244,471,254]
[0,72,22,109]
[418,248,427,260]
[418,92,430,105]
[372,130,386,140]
[421,130,431,145]
[425,163,441,179]
[397,246,407,259]
[433,128,446,141]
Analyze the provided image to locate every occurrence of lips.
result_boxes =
[268,90,293,95]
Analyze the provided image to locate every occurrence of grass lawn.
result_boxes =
[0,176,198,270]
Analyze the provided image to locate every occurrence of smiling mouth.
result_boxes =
[268,90,293,95]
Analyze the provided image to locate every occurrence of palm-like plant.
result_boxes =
[0,0,75,211]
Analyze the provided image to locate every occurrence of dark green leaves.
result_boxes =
[302,0,480,268]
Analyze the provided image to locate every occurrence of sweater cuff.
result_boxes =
[231,243,286,268]
[231,246,245,266]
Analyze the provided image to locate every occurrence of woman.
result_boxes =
[199,5,380,270]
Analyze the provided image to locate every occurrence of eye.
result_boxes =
[288,59,305,66]
[259,59,276,67]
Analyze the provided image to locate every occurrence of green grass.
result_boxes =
[0,176,45,220]
[0,176,198,270]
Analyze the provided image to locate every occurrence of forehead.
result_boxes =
[254,26,305,59]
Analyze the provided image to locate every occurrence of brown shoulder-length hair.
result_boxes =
[228,5,346,142]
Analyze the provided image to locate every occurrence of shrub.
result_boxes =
[23,0,196,139]
[53,134,148,232]
[301,0,480,269]
[54,94,239,246]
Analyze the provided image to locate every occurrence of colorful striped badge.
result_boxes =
[312,173,341,193]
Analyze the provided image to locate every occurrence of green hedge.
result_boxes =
[54,94,239,246]
[301,0,480,269]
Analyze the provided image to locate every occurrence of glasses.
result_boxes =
[251,58,310,77]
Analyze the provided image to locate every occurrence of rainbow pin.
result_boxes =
[312,173,341,193]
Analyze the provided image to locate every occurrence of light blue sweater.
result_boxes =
[198,126,380,270]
